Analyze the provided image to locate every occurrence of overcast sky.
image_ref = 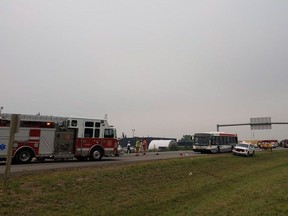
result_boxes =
[1,0,288,141]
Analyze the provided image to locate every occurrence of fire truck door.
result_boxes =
[54,128,75,154]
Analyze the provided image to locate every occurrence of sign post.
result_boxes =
[3,114,19,192]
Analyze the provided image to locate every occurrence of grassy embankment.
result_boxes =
[0,151,288,216]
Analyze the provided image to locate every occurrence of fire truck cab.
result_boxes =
[0,113,118,164]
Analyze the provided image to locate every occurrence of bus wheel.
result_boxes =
[15,148,34,164]
[89,147,104,161]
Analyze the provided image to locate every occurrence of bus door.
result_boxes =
[211,136,221,152]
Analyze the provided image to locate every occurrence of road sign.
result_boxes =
[250,117,271,130]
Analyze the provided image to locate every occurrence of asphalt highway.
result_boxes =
[0,148,286,175]
[0,150,201,174]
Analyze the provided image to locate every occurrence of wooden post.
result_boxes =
[3,114,19,192]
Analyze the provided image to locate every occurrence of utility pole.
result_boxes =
[132,129,135,138]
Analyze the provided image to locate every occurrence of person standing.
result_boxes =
[142,139,147,155]
[135,139,141,156]
[127,141,131,154]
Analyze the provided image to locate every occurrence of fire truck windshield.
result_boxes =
[104,128,115,138]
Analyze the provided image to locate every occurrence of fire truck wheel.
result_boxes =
[89,147,104,161]
[15,148,34,164]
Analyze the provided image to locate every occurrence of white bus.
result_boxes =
[193,132,238,153]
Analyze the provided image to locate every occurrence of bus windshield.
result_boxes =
[194,136,210,146]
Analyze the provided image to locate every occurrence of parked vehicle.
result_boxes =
[258,140,278,149]
[116,145,125,155]
[280,139,288,148]
[0,113,118,164]
[232,143,255,157]
[193,132,238,153]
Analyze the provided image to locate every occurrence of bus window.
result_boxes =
[215,136,221,145]
[220,137,225,145]
[211,137,216,145]
[95,122,101,127]
[194,136,210,145]
[223,137,226,145]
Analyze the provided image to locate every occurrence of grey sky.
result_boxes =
[1,0,288,140]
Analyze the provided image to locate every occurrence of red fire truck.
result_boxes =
[0,113,118,164]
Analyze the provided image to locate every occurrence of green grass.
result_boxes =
[1,151,288,216]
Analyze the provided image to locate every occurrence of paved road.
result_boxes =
[1,148,286,175]
[0,150,200,174]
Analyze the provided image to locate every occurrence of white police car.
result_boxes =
[232,143,255,157]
